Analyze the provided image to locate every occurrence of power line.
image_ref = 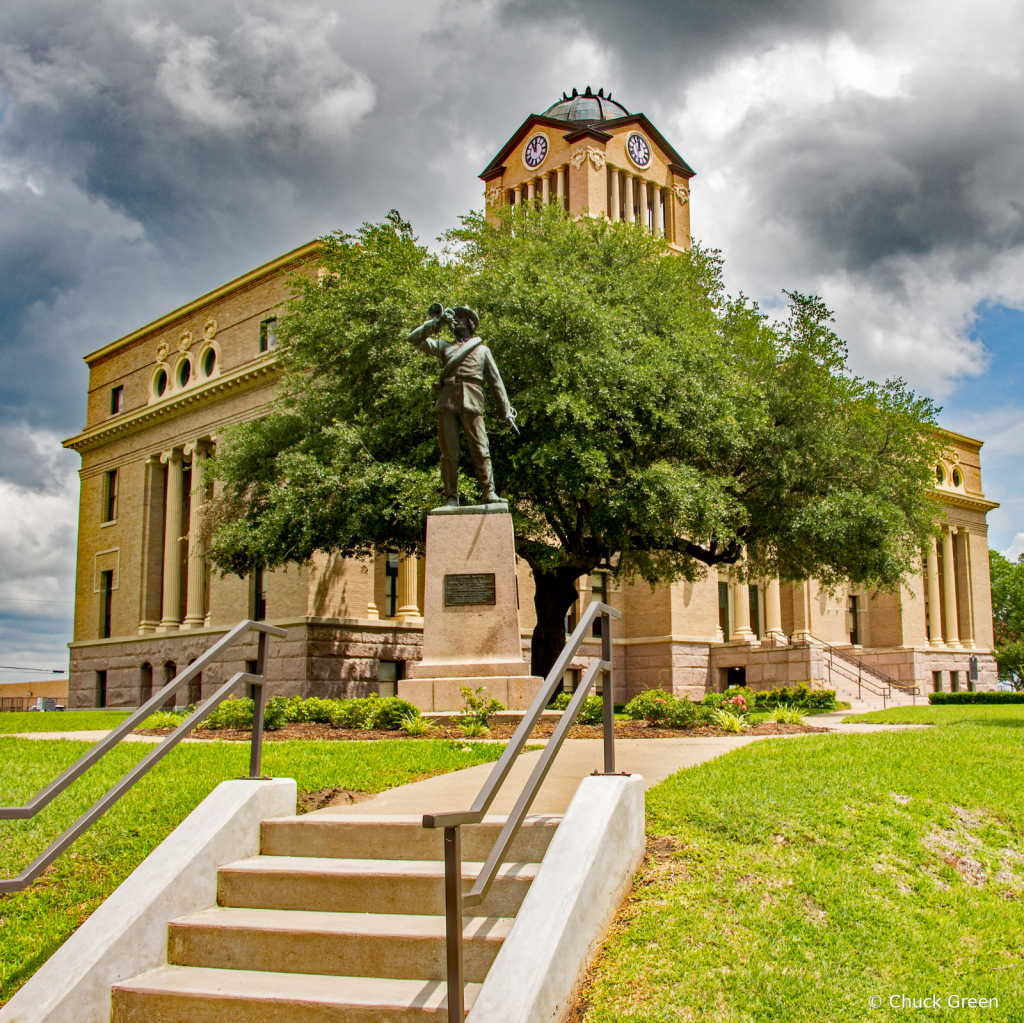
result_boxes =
[0,667,66,675]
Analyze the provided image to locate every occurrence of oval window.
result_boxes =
[935,465,944,484]
[179,360,191,387]
[155,369,167,397]
[203,348,216,377]
[952,468,962,488]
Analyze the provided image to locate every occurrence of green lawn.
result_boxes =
[843,704,1024,726]
[0,711,131,733]
[0,736,506,1005]
[577,710,1024,1021]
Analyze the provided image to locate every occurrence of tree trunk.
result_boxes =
[530,567,584,683]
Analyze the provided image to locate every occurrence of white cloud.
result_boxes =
[1002,534,1024,563]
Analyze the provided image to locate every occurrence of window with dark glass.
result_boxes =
[252,566,266,621]
[591,572,609,636]
[96,670,107,708]
[155,369,168,397]
[100,570,113,639]
[749,584,760,639]
[203,348,216,376]
[103,469,118,522]
[259,317,278,352]
[178,359,191,387]
[385,553,399,617]
[848,595,860,645]
[950,671,960,693]
[110,385,123,415]
[718,582,729,641]
[379,660,404,698]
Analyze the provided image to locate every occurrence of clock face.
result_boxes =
[523,133,549,169]
[626,132,652,169]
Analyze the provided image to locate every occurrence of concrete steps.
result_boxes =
[111,814,559,1022]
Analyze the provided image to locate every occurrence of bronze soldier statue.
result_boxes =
[408,304,519,507]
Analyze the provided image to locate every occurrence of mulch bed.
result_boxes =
[134,719,828,742]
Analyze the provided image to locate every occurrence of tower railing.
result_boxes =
[422,599,622,1022]
[0,619,287,893]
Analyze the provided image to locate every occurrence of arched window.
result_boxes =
[187,657,202,706]
[935,464,945,484]
[140,663,152,705]
[162,660,177,709]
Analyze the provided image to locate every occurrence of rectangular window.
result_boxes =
[259,317,278,352]
[848,595,861,645]
[562,668,580,693]
[103,469,118,522]
[384,553,399,617]
[591,572,609,636]
[95,670,107,708]
[252,567,266,622]
[951,670,960,693]
[749,585,760,639]
[932,670,943,693]
[718,582,730,641]
[246,660,259,700]
[564,589,578,636]
[379,659,404,698]
[110,385,124,415]
[99,569,113,639]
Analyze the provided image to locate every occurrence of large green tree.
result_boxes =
[989,549,1024,689]
[208,206,943,679]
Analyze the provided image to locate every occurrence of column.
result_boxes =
[513,185,522,207]
[960,528,976,649]
[527,179,536,202]
[610,168,620,220]
[182,442,208,628]
[764,578,785,643]
[790,580,813,643]
[926,536,944,647]
[396,554,421,621]
[653,188,663,237]
[638,179,649,232]
[158,449,184,631]
[138,454,164,634]
[623,174,635,222]
[541,173,550,204]
[731,580,755,642]
[556,167,565,208]
[942,529,961,649]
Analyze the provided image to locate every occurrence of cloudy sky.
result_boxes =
[1,0,1022,679]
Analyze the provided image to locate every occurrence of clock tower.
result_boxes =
[480,86,695,251]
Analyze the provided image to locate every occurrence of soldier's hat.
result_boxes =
[451,306,480,330]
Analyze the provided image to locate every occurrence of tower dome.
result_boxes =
[543,86,629,124]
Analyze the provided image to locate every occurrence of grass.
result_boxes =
[576,711,1024,1021]
[0,736,507,1005]
[843,704,1024,726]
[0,711,131,734]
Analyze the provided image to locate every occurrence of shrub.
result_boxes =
[141,710,188,729]
[200,696,255,730]
[263,696,289,731]
[459,719,491,738]
[370,696,422,730]
[712,709,747,733]
[457,686,505,726]
[548,692,573,711]
[576,694,605,725]
[400,713,433,735]
[708,684,837,712]
[929,691,1024,704]
[622,690,699,728]
[771,706,806,725]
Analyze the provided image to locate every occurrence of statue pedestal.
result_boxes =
[400,504,543,711]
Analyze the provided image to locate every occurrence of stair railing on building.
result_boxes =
[423,599,622,1023]
[0,619,287,893]
[817,642,919,707]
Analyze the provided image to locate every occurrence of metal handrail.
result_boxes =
[815,641,919,706]
[0,619,287,893]
[423,600,621,1022]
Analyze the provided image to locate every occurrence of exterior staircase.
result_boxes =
[818,643,920,712]
[110,813,560,1021]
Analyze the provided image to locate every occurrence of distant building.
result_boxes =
[63,90,998,708]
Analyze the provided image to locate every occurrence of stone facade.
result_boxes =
[64,94,1002,709]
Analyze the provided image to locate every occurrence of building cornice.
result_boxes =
[937,426,984,448]
[82,240,322,366]
[63,353,282,453]
[931,489,1000,513]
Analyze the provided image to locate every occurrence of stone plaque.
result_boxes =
[444,573,496,607]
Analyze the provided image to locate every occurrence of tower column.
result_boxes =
[182,441,209,629]
[609,168,620,220]
[653,187,663,236]
[926,536,944,647]
[639,179,649,231]
[541,173,550,204]
[556,167,565,207]
[942,528,961,649]
[764,578,785,643]
[731,580,755,642]
[158,448,184,632]
[513,185,522,206]
[527,179,536,202]
[623,174,635,222]
[960,528,976,649]
[396,555,421,621]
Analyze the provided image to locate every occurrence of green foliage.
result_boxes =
[711,708,747,732]
[458,719,491,738]
[456,685,505,726]
[199,696,256,731]
[771,705,807,724]
[262,696,289,731]
[546,690,605,725]
[990,550,1024,689]
[207,205,945,679]
[622,690,700,728]
[709,684,837,712]
[547,692,573,710]
[0,711,130,735]
[140,710,188,729]
[399,713,433,735]
[929,691,1024,704]
[198,694,420,731]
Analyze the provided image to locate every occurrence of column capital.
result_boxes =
[160,447,184,465]
[183,437,214,459]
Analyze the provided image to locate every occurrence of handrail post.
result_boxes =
[444,826,465,1023]
[602,609,614,775]
[248,630,268,779]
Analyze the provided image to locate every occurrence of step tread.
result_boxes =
[172,906,514,941]
[262,813,561,825]
[114,965,481,1010]
[220,856,539,879]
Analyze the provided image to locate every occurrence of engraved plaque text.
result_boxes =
[444,573,496,607]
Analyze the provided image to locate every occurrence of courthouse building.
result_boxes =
[63,89,999,707]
